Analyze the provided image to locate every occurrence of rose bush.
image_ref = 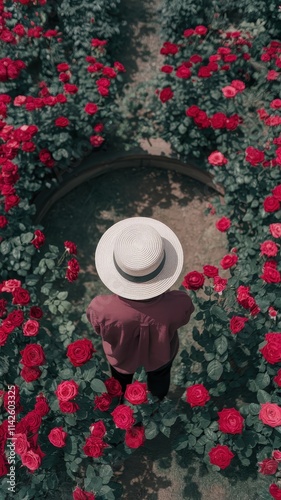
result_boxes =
[0,1,180,499]
[152,3,281,499]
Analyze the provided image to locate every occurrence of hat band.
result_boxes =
[113,251,166,283]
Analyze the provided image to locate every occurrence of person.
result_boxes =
[86,217,194,401]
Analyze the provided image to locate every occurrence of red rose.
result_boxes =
[93,123,104,133]
[21,450,41,471]
[259,402,281,427]
[260,267,281,283]
[272,450,281,462]
[22,319,39,337]
[229,316,248,334]
[176,65,191,78]
[94,393,112,411]
[270,223,281,238]
[111,404,135,430]
[21,366,41,382]
[215,217,231,232]
[57,63,69,72]
[203,265,219,278]
[55,117,70,127]
[160,42,179,55]
[210,112,226,129]
[195,25,208,35]
[104,377,123,397]
[34,395,50,416]
[13,433,30,455]
[89,420,106,438]
[273,369,281,386]
[272,184,281,201]
[245,146,265,166]
[0,454,8,477]
[114,61,125,72]
[208,151,228,166]
[66,339,96,366]
[183,29,194,37]
[31,229,46,249]
[231,80,245,91]
[258,458,278,475]
[182,271,205,290]
[83,435,108,457]
[0,215,8,228]
[260,333,281,364]
[63,84,78,94]
[161,65,174,73]
[125,425,145,448]
[208,445,234,469]
[159,87,174,103]
[260,240,279,256]
[186,384,210,407]
[55,380,79,401]
[89,135,105,147]
[263,196,280,213]
[73,486,96,500]
[186,105,200,117]
[20,344,46,367]
[48,427,67,447]
[29,306,43,319]
[59,401,79,413]
[84,103,98,115]
[217,408,244,434]
[7,309,24,327]
[64,240,77,254]
[225,114,240,130]
[269,484,281,500]
[22,410,42,433]
[124,381,148,404]
[194,110,210,128]
[198,66,212,78]
[220,254,238,269]
[222,86,238,98]
[39,149,53,164]
[66,258,80,282]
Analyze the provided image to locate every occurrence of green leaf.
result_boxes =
[257,390,271,403]
[0,241,11,255]
[21,232,34,244]
[214,336,228,355]
[58,291,68,300]
[255,372,270,389]
[145,421,158,439]
[207,360,223,381]
[90,379,107,393]
[210,305,229,323]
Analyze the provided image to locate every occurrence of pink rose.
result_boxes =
[48,427,67,447]
[259,402,281,427]
[208,151,228,166]
[22,320,39,337]
[55,380,79,402]
[270,223,281,238]
[222,86,238,98]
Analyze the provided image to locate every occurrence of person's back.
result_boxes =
[86,217,194,400]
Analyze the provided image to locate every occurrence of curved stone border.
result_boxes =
[34,151,224,224]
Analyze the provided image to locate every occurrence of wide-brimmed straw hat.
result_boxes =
[95,217,184,300]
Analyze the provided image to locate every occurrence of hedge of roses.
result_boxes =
[0,1,180,500]
[153,4,281,499]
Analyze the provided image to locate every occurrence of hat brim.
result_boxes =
[95,217,184,300]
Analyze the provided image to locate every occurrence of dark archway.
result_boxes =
[34,153,223,223]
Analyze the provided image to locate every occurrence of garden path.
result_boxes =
[41,0,266,498]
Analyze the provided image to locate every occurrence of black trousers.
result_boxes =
[110,359,173,401]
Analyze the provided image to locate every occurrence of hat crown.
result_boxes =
[113,224,164,278]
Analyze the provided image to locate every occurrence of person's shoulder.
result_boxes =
[164,290,193,306]
[87,294,117,311]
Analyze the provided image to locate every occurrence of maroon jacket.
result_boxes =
[86,290,194,374]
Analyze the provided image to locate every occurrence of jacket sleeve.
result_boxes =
[86,300,101,335]
[177,293,195,328]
